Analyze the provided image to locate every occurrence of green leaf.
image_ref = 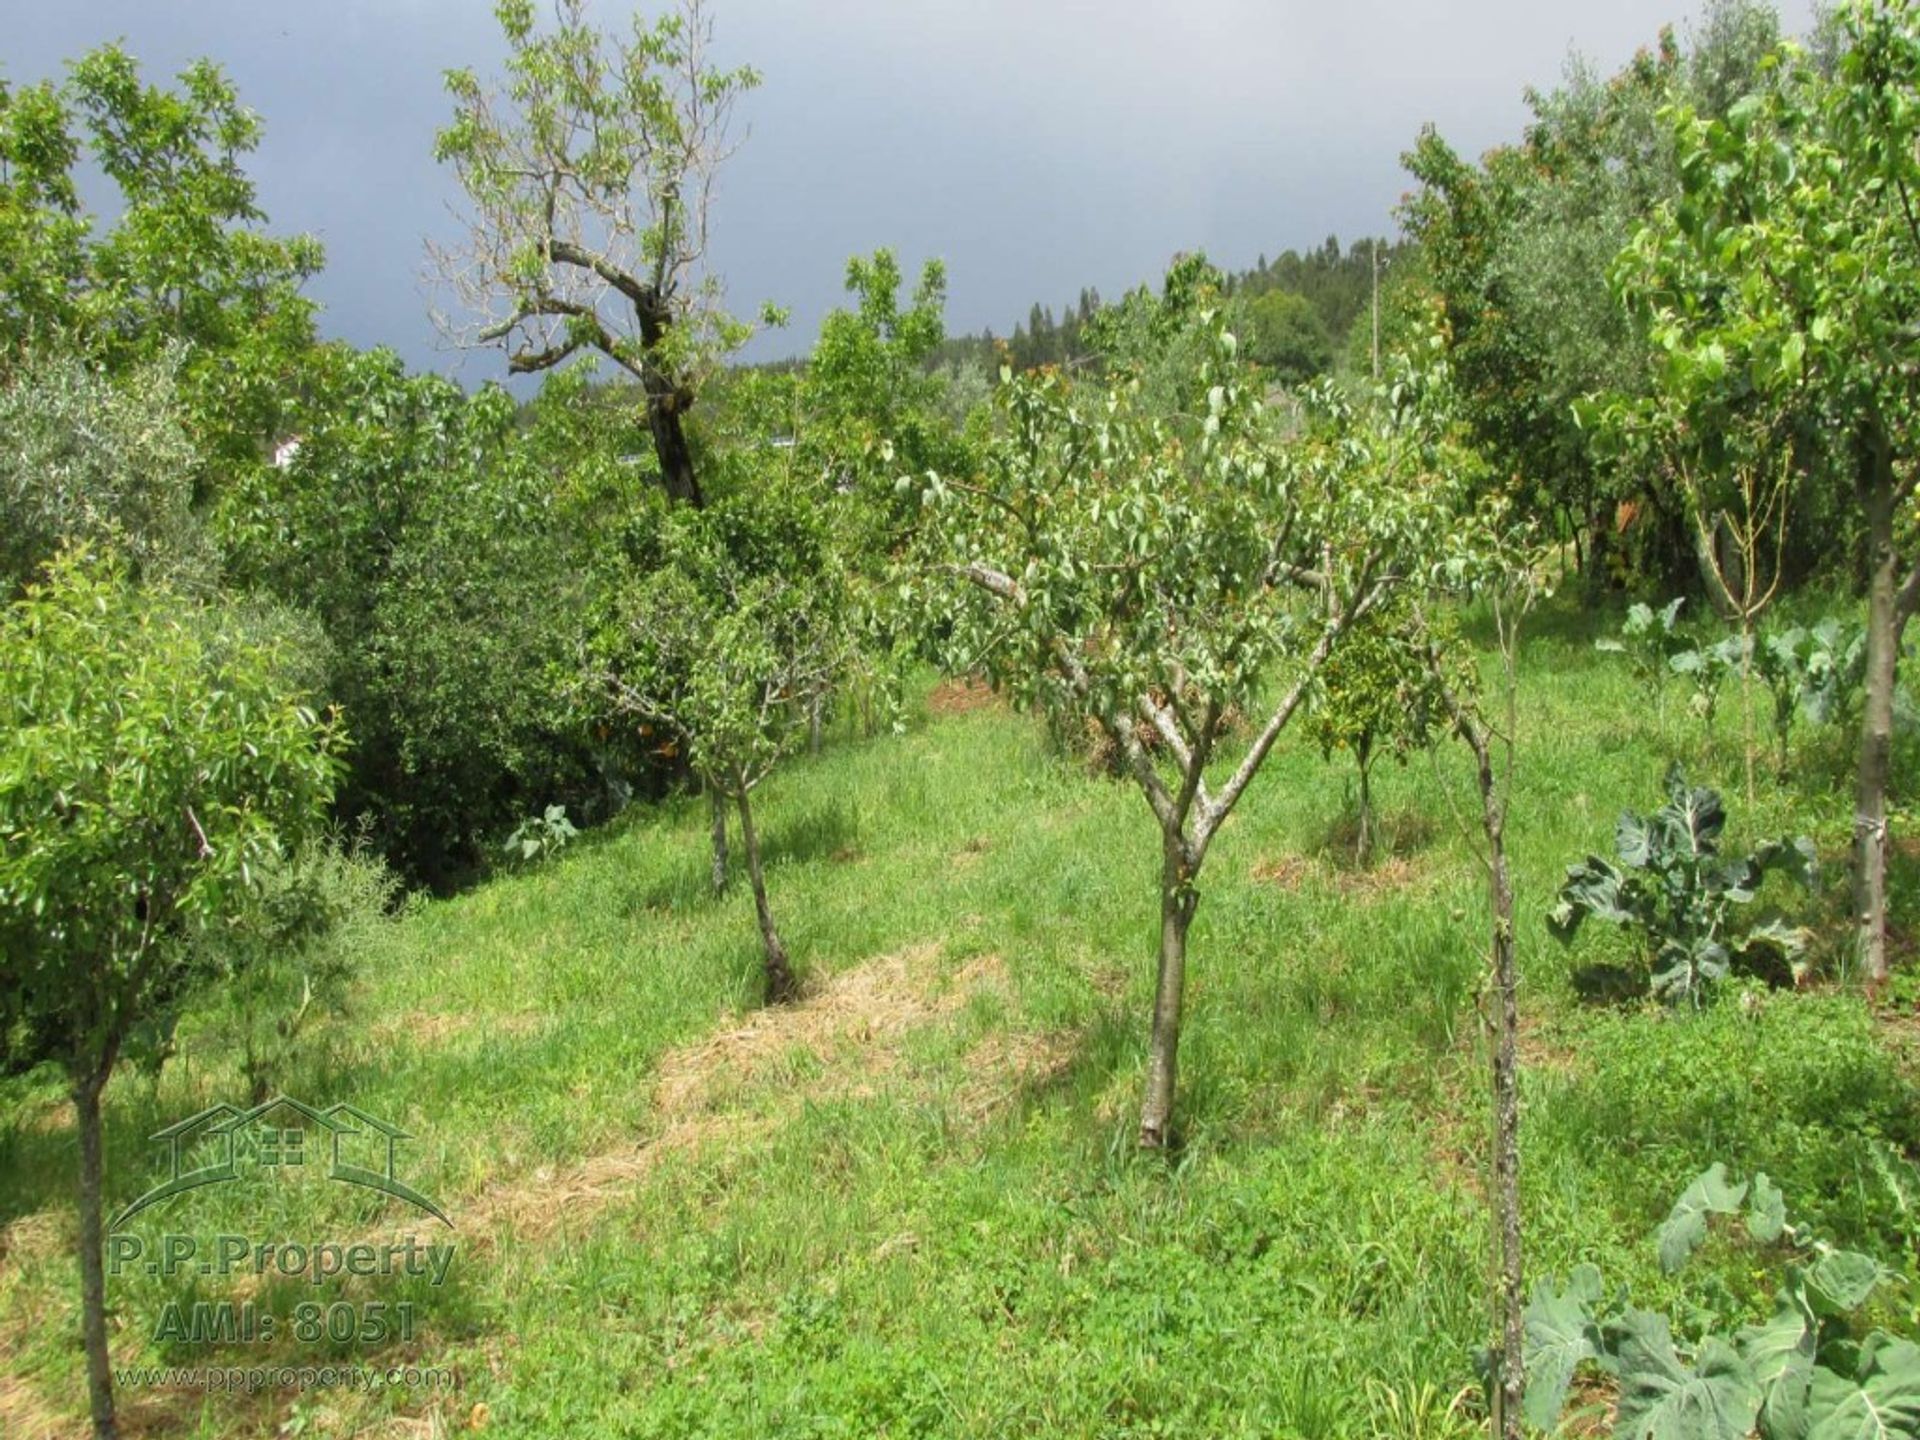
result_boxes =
[1619,809,1658,868]
[1747,1173,1788,1244]
[1523,1265,1607,1430]
[1781,331,1807,381]
[1805,1335,1920,1440]
[1806,1252,1887,1318]
[1738,1298,1815,1440]
[1660,1163,1749,1273]
[1551,855,1635,939]
[1611,1311,1762,1440]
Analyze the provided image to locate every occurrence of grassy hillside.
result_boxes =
[3,602,1917,1439]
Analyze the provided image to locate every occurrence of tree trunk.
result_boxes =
[1138,837,1199,1149]
[73,1068,118,1440]
[647,402,705,509]
[633,293,706,512]
[808,691,823,758]
[1465,731,1525,1440]
[1355,738,1376,869]
[734,784,797,1005]
[1855,436,1899,985]
[1741,616,1758,808]
[709,788,730,894]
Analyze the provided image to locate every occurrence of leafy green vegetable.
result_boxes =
[1549,766,1815,1006]
[1610,1315,1760,1440]
[1804,1335,1920,1440]
[1524,1264,1608,1430]
[1597,598,1689,697]
[1523,1168,1910,1440]
[1747,1173,1788,1245]
[1739,1301,1815,1440]
[1658,1162,1749,1273]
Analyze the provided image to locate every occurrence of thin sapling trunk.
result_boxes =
[710,788,730,893]
[1463,720,1525,1440]
[1424,584,1531,1440]
[733,778,796,1005]
[1682,449,1789,807]
[1355,732,1376,868]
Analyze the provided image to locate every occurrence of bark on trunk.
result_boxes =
[630,288,706,512]
[808,691,823,758]
[648,402,704,509]
[1855,435,1899,985]
[74,1069,118,1440]
[1355,738,1376,869]
[1741,617,1758,807]
[1138,838,1199,1149]
[709,788,730,894]
[735,785,797,1005]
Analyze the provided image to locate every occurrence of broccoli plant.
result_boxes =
[1597,598,1688,701]
[1755,620,1869,773]
[1670,632,1749,730]
[1548,767,1815,1006]
[1522,1164,1918,1439]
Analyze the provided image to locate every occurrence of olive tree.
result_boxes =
[0,550,340,1440]
[921,304,1460,1147]
[1611,0,1920,980]
[0,348,208,597]
[590,482,854,1003]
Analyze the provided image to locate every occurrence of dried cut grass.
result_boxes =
[464,944,1008,1247]
[1250,851,1436,899]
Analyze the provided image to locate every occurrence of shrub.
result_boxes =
[196,828,400,1104]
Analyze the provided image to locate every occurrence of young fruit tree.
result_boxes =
[1305,594,1448,867]
[1413,510,1544,1440]
[1611,0,1920,981]
[0,551,340,1440]
[919,307,1460,1148]
[588,481,854,1004]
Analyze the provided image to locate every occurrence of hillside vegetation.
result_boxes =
[4,624,1914,1438]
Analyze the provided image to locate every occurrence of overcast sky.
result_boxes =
[3,0,1816,380]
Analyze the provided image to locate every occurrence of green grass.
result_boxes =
[3,598,1917,1438]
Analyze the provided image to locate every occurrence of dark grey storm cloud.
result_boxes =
[3,0,1816,378]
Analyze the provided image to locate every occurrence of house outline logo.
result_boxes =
[111,1095,451,1229]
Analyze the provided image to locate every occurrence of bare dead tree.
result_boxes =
[432,0,762,509]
